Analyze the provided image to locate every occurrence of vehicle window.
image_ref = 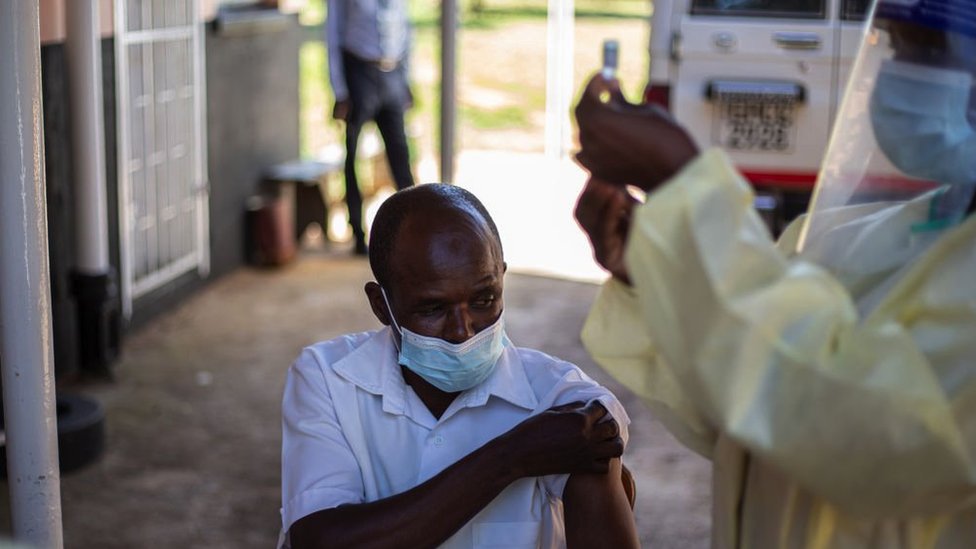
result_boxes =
[840,0,870,20]
[691,0,826,19]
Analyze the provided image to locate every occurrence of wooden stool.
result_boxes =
[263,159,342,242]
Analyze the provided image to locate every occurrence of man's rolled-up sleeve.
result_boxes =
[535,366,632,498]
[281,349,364,533]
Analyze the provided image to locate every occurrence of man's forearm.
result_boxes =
[289,438,520,549]
[563,459,639,549]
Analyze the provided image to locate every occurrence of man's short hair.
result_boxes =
[368,184,503,289]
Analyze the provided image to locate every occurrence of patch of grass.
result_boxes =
[462,105,531,129]
[496,82,547,111]
[410,0,648,30]
[299,41,340,158]
[300,0,325,25]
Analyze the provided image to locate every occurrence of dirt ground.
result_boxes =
[1,245,711,548]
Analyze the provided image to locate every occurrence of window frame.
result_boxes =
[690,0,828,20]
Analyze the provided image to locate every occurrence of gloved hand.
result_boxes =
[333,99,351,122]
[574,177,636,284]
[575,74,699,193]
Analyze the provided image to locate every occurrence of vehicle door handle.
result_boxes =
[772,32,821,50]
[713,32,737,51]
[670,31,682,62]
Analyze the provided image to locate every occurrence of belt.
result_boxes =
[371,58,399,72]
[344,50,400,72]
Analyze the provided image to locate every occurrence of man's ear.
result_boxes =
[502,261,508,274]
[364,281,391,326]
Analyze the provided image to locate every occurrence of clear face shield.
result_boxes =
[796,0,976,262]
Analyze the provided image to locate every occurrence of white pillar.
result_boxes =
[545,0,574,159]
[0,1,66,547]
[67,0,110,275]
[440,0,458,183]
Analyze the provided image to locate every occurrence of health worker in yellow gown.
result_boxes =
[573,0,976,546]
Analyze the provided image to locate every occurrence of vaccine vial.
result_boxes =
[602,39,619,80]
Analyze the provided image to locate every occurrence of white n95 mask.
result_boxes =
[869,59,976,186]
[380,287,509,393]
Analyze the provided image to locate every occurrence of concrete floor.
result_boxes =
[3,246,711,548]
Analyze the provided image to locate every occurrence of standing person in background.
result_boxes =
[326,0,416,256]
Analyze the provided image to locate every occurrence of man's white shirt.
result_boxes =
[280,328,629,548]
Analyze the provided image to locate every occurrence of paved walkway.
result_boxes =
[3,152,711,548]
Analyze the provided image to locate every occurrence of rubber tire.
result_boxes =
[55,393,106,473]
[0,392,105,477]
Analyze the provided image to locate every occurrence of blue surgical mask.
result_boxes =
[869,59,976,186]
[381,288,509,393]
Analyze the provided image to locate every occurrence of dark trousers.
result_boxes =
[342,51,415,245]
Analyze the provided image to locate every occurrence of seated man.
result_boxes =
[279,184,638,549]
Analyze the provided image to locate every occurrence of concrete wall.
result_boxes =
[204,13,301,280]
[39,0,114,44]
[39,0,216,44]
[41,42,81,377]
[40,38,124,377]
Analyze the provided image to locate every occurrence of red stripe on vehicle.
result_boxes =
[740,170,818,191]
[740,169,939,194]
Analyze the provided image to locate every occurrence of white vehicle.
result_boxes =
[646,0,870,229]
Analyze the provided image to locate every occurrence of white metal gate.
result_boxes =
[115,0,209,317]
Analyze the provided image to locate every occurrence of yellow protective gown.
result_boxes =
[582,149,976,548]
